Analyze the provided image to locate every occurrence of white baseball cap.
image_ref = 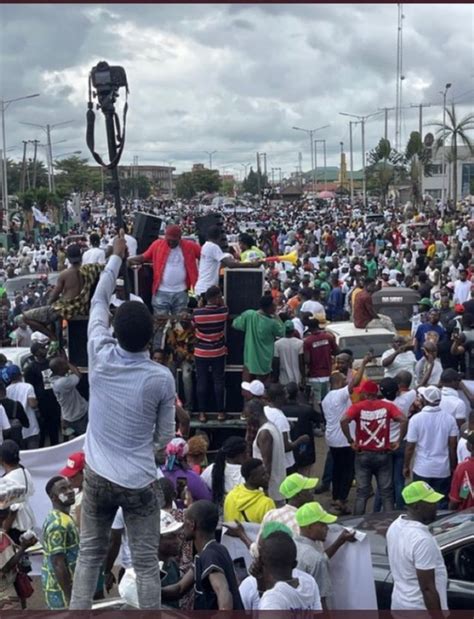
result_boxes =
[241,380,265,397]
[160,511,183,535]
[418,386,441,405]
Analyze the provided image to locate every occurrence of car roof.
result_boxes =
[327,323,394,337]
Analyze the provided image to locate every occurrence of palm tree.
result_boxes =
[431,104,474,203]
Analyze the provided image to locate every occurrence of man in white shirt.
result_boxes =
[414,342,443,387]
[453,269,472,305]
[404,386,458,509]
[439,368,468,428]
[381,336,416,385]
[387,481,448,610]
[273,321,304,386]
[5,364,40,449]
[195,225,259,297]
[300,288,325,317]
[82,233,106,265]
[258,529,322,610]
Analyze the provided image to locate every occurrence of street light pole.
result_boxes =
[292,124,330,194]
[441,83,452,205]
[315,139,327,191]
[0,93,40,229]
[349,121,355,203]
[204,150,217,170]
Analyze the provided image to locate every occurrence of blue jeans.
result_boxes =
[373,443,405,512]
[413,473,451,510]
[152,289,189,316]
[354,451,394,515]
[70,466,162,609]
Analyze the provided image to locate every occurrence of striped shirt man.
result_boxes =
[193,304,229,358]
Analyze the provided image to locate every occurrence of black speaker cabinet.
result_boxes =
[223,268,264,316]
[195,212,224,246]
[133,213,162,254]
[226,319,245,366]
[132,264,153,312]
[67,318,89,368]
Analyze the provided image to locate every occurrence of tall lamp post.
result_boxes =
[339,111,381,206]
[314,139,327,191]
[204,150,217,170]
[292,124,330,193]
[1,93,40,228]
[240,162,251,179]
[440,83,452,205]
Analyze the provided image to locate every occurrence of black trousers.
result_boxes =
[195,356,226,413]
[39,408,61,447]
[330,446,355,502]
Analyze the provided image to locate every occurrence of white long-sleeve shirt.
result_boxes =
[84,255,176,489]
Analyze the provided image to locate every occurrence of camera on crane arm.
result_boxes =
[90,61,128,106]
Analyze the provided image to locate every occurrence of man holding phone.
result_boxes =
[381,336,416,384]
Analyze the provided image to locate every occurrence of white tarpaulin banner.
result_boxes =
[0,436,85,575]
[324,524,378,610]
[32,206,52,225]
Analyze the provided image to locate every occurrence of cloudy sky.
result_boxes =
[1,3,472,178]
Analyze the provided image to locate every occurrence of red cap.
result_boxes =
[354,380,379,395]
[59,452,85,478]
[165,225,182,241]
[454,304,465,314]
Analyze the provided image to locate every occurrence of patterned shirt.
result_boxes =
[0,531,17,602]
[41,509,79,609]
[193,305,229,358]
[52,263,103,320]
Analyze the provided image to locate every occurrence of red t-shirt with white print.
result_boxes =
[345,399,403,451]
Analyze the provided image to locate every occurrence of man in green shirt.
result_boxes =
[232,296,284,381]
[364,252,378,279]
[239,233,266,263]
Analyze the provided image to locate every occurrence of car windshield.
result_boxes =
[339,334,394,358]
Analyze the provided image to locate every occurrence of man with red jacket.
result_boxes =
[129,225,201,315]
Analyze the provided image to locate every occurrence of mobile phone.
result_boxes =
[233,557,248,584]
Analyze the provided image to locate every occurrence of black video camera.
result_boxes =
[91,61,128,96]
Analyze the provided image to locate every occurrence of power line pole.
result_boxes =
[378,107,395,141]
[349,121,356,203]
[256,152,261,196]
[31,139,39,188]
[292,124,330,194]
[20,140,28,193]
[441,83,452,205]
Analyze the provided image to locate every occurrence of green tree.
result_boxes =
[242,167,268,195]
[176,172,196,199]
[431,104,474,202]
[54,156,102,195]
[121,175,151,199]
[191,168,220,193]
[220,178,234,196]
[366,138,403,205]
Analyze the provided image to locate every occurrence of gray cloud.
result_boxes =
[1,3,472,177]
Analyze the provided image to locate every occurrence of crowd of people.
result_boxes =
[0,190,473,610]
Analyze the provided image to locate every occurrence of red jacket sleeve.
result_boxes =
[142,239,159,262]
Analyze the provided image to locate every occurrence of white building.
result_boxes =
[423,145,474,202]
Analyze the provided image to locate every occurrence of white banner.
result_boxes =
[32,206,52,225]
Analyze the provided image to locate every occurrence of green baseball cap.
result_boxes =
[279,473,319,499]
[402,481,444,505]
[419,298,432,307]
[284,320,295,333]
[261,521,293,539]
[295,501,338,527]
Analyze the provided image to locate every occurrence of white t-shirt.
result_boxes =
[439,387,467,422]
[322,386,353,448]
[82,247,106,265]
[453,279,471,304]
[457,436,469,462]
[239,568,311,610]
[274,337,304,385]
[406,406,458,477]
[381,349,416,383]
[264,406,295,469]
[414,358,443,387]
[0,404,11,444]
[159,246,187,293]
[112,507,132,569]
[200,462,244,495]
[300,300,325,316]
[108,234,138,258]
[195,241,226,295]
[384,390,417,443]
[387,515,448,610]
[6,382,40,439]
[259,571,322,611]
[4,467,36,531]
